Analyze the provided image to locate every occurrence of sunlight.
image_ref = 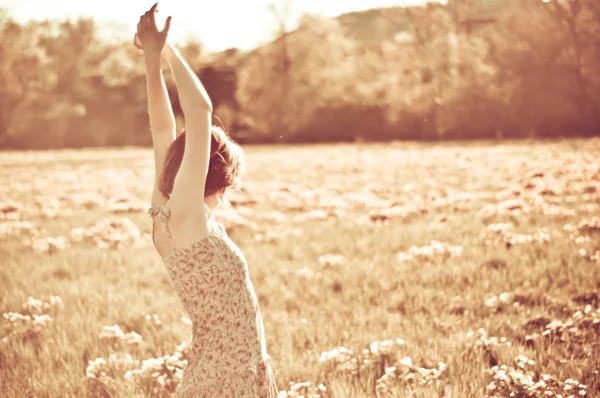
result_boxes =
[7,0,431,51]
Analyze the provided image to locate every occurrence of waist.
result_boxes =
[190,321,265,357]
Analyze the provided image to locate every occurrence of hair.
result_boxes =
[159,126,245,200]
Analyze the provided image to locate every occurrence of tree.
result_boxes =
[484,0,600,137]
[0,19,61,147]
[237,13,356,139]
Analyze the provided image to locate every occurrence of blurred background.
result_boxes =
[0,0,599,149]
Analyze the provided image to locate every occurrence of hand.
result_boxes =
[135,3,172,56]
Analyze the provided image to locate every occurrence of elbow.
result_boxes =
[205,100,214,114]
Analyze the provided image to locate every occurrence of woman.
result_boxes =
[135,4,278,397]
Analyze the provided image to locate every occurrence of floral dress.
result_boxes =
[148,203,278,397]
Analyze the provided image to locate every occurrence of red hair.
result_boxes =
[159,126,245,198]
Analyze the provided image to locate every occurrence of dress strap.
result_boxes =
[148,202,214,252]
[148,205,176,250]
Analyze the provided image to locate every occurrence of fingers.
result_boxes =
[137,3,160,35]
[144,11,151,30]
[162,16,172,34]
[139,13,147,31]
[150,11,158,31]
[146,3,158,30]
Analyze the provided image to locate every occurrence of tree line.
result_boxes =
[1,0,599,149]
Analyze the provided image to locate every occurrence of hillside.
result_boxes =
[217,0,506,65]
[334,6,412,44]
[333,0,506,44]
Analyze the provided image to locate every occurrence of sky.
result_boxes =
[1,0,431,51]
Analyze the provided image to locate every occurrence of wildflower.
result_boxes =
[318,253,345,267]
[99,325,143,345]
[28,236,67,253]
[397,241,463,263]
[75,217,147,249]
[142,313,162,327]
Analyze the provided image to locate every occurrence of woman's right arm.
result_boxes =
[162,43,213,221]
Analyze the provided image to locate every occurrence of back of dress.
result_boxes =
[149,204,278,397]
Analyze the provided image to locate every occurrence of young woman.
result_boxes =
[135,4,278,397]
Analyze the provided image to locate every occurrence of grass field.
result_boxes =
[1,139,599,398]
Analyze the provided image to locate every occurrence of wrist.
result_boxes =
[144,51,162,64]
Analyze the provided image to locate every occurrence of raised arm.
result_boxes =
[137,3,213,234]
[144,56,176,138]
[136,3,176,208]
[144,52,177,208]
[161,43,213,220]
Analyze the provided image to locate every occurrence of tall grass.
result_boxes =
[1,139,599,397]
